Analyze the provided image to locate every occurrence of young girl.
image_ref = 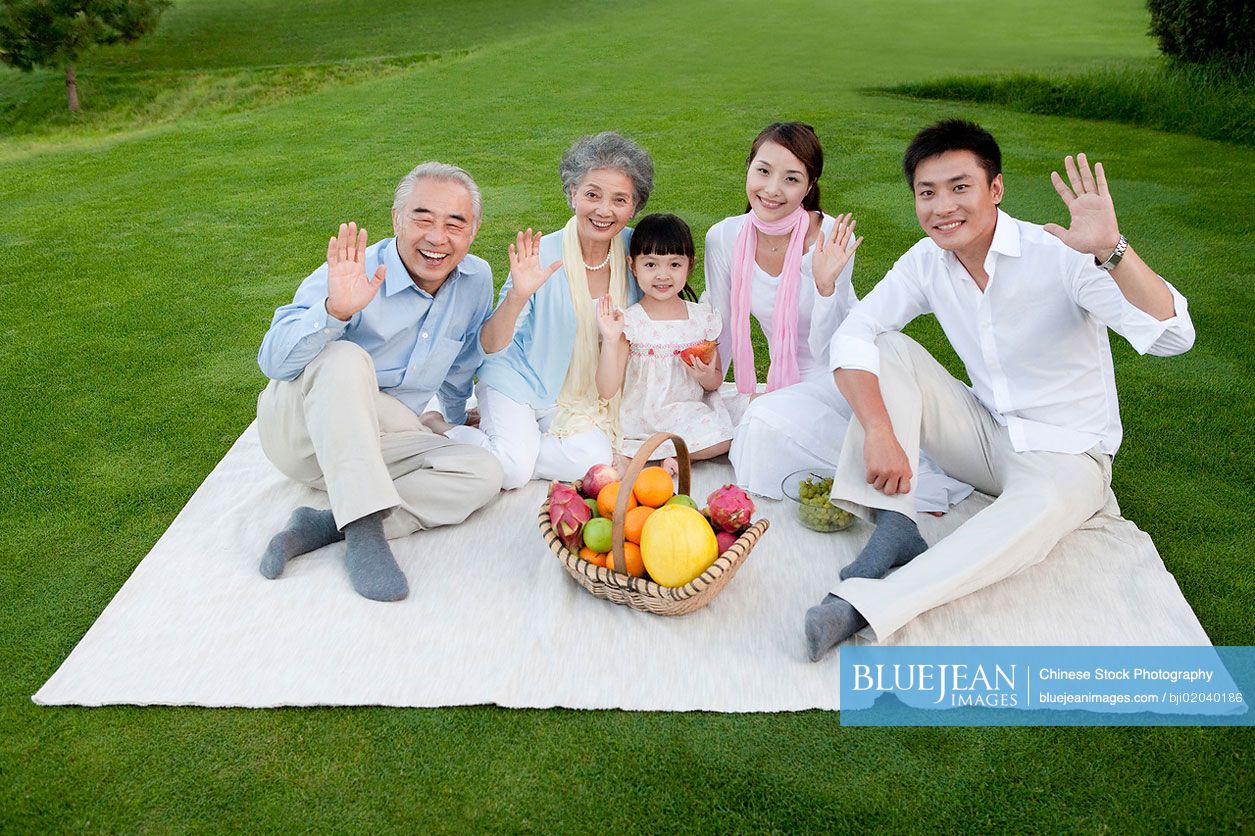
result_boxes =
[596,213,735,473]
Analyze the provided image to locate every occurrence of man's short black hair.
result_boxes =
[903,119,1001,188]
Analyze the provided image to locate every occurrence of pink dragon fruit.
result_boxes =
[580,463,619,500]
[549,481,591,551]
[706,484,755,534]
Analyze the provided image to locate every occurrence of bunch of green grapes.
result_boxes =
[797,474,854,531]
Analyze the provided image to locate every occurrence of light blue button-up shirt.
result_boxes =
[258,237,493,424]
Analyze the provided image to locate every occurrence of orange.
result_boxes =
[579,546,606,568]
[621,541,647,578]
[623,505,655,544]
[605,542,646,578]
[597,481,638,518]
[632,466,675,508]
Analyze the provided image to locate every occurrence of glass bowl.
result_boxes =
[781,468,855,532]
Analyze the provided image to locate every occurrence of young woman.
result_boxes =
[704,122,971,511]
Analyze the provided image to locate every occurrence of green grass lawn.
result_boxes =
[2,0,1252,830]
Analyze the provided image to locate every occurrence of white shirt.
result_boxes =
[705,213,859,379]
[830,210,1195,456]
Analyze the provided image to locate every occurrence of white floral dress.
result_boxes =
[619,300,736,459]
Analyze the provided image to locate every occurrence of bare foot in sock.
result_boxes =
[805,594,868,662]
[343,510,409,601]
[260,507,343,580]
[839,510,928,581]
[420,410,455,435]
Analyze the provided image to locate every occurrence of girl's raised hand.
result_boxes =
[812,212,864,297]
[507,228,562,300]
[596,294,625,340]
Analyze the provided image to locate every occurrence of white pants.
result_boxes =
[256,341,504,539]
[729,372,973,511]
[447,384,613,491]
[831,333,1111,640]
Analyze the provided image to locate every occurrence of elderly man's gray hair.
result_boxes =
[392,161,482,226]
[559,132,654,214]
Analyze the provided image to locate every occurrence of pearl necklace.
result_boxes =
[581,249,613,271]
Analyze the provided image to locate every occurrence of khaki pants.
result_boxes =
[831,333,1111,641]
[256,341,504,539]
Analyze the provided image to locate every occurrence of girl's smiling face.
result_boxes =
[746,141,811,222]
[631,252,692,302]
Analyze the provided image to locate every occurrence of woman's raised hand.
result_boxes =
[507,228,563,300]
[812,212,864,297]
[596,294,625,339]
[325,222,387,321]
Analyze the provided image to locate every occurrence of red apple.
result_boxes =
[679,340,717,367]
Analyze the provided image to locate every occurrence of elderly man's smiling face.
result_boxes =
[392,178,478,292]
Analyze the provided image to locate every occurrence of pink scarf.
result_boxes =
[730,204,808,394]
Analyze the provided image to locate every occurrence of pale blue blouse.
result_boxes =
[477,227,640,409]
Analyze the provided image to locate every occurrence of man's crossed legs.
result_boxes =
[256,341,504,601]
[807,333,1111,659]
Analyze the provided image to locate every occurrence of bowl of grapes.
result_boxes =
[781,469,856,533]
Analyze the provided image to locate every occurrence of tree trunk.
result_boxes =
[65,63,80,112]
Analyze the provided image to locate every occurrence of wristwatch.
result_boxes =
[1096,234,1128,271]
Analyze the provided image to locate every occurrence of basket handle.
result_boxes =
[608,432,690,574]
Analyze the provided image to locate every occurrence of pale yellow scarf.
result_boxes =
[548,215,629,448]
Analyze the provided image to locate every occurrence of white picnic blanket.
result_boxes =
[34,423,1211,710]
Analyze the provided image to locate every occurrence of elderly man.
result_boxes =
[256,162,504,602]
[805,120,1195,659]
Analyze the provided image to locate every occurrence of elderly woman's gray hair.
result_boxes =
[393,161,483,226]
[559,132,654,213]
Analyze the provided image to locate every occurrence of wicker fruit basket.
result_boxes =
[537,432,769,616]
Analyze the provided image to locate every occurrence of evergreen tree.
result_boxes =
[0,0,172,111]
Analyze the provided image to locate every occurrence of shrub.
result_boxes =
[1146,0,1254,71]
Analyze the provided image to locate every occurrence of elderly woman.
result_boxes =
[436,132,652,489]
[705,122,971,511]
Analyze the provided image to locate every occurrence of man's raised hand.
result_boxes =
[1044,153,1122,262]
[325,222,386,322]
[812,212,863,297]
[507,228,562,300]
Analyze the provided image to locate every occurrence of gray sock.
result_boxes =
[805,594,868,662]
[260,507,342,580]
[343,510,408,602]
[839,510,928,581]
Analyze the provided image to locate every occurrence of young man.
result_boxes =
[806,120,1195,660]
[255,162,504,602]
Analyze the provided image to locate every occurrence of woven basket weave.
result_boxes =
[538,432,768,616]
